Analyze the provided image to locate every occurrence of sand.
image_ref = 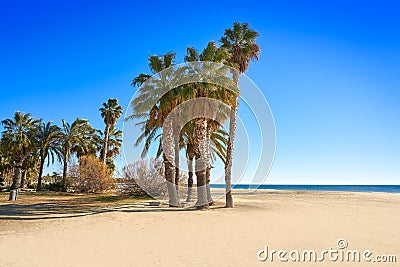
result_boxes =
[0,190,399,266]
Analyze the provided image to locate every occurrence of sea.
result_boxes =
[209,184,400,193]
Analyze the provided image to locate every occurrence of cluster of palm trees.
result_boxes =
[0,99,123,192]
[129,22,260,208]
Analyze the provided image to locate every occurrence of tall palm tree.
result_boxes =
[129,52,182,207]
[35,121,62,191]
[184,41,231,208]
[220,22,260,207]
[99,98,123,164]
[1,112,39,189]
[60,118,96,192]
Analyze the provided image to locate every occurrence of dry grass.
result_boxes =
[0,191,151,223]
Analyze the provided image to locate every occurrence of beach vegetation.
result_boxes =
[128,22,259,208]
[0,22,260,208]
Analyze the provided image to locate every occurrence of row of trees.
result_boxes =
[0,99,123,192]
[129,22,260,208]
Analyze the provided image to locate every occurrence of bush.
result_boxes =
[28,183,37,190]
[48,182,63,192]
[29,182,60,191]
[72,155,115,193]
[120,159,167,197]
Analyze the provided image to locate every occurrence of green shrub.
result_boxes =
[28,183,37,190]
[48,182,62,192]
[30,182,60,191]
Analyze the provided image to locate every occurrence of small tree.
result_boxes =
[73,155,115,193]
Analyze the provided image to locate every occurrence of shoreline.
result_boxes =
[210,184,400,194]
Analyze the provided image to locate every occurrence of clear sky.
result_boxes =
[1,0,399,184]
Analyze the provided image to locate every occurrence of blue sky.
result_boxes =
[0,0,399,184]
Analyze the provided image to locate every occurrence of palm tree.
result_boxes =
[99,99,123,164]
[220,22,260,207]
[129,52,182,206]
[98,126,122,172]
[1,112,39,189]
[60,118,96,192]
[184,42,231,208]
[35,121,62,191]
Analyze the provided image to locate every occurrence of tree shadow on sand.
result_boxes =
[0,196,226,221]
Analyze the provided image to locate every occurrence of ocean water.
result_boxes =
[209,184,400,193]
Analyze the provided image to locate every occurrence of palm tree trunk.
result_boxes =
[10,158,23,190]
[205,121,213,205]
[206,166,213,205]
[185,144,194,202]
[61,151,69,192]
[37,154,45,191]
[225,100,237,208]
[194,118,208,209]
[173,117,180,198]
[225,71,240,208]
[19,169,27,188]
[101,124,110,164]
[163,118,180,207]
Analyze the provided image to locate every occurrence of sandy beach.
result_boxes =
[0,189,399,266]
